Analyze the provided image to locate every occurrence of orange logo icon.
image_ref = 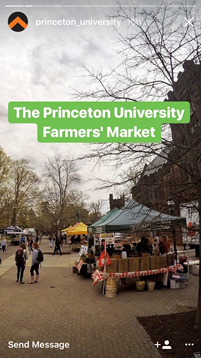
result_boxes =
[8,12,28,32]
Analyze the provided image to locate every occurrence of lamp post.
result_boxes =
[167,199,177,257]
[76,211,80,223]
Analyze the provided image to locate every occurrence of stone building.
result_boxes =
[109,193,125,210]
[131,61,201,243]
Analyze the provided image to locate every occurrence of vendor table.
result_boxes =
[91,264,183,286]
[77,260,96,277]
[71,244,81,252]
[10,240,19,246]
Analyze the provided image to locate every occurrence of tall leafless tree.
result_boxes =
[0,146,12,226]
[75,2,201,328]
[10,159,40,226]
[42,155,81,232]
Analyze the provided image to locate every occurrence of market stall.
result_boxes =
[87,199,187,295]
[0,226,26,245]
[67,222,88,235]
[63,222,88,250]
[74,245,96,278]
[87,207,119,234]
[92,264,183,286]
[89,199,186,233]
[87,208,120,254]
[61,225,72,233]
[77,259,96,278]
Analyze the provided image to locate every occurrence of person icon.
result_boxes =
[162,340,172,350]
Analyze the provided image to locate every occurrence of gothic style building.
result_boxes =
[131,61,201,242]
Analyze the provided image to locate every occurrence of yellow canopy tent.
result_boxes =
[61,225,72,232]
[67,222,88,235]
[61,222,80,233]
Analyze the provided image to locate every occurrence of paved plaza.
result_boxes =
[0,241,199,358]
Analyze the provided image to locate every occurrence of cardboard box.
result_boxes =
[167,253,174,266]
[140,257,150,271]
[112,255,120,259]
[150,256,160,270]
[160,255,167,268]
[117,259,128,273]
[128,257,140,272]
[106,259,118,273]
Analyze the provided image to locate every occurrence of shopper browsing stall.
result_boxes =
[159,235,170,254]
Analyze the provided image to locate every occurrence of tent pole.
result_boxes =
[173,228,177,260]
[102,233,107,295]
[187,243,190,286]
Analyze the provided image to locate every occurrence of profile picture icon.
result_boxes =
[162,340,172,350]
[8,12,28,32]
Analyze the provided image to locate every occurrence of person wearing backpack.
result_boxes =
[28,242,43,284]
[15,243,28,284]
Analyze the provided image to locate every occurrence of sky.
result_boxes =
[1,0,126,212]
[0,0,197,213]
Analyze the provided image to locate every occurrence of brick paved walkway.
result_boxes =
[0,244,198,358]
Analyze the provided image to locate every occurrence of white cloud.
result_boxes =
[0,0,134,213]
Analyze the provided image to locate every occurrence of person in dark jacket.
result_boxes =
[15,243,28,284]
[28,236,33,254]
[53,236,62,255]
[137,237,152,256]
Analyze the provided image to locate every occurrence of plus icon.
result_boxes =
[154,342,161,348]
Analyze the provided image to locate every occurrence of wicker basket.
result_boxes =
[147,281,156,291]
[136,280,145,291]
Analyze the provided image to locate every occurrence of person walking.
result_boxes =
[49,235,53,247]
[28,242,40,284]
[15,243,28,284]
[1,236,7,254]
[53,236,62,255]
[28,236,33,254]
[20,235,25,243]
[52,234,56,247]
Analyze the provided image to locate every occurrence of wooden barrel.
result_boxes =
[105,278,117,298]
